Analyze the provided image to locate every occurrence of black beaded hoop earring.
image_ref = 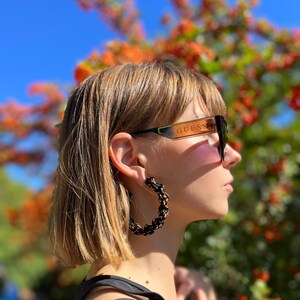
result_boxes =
[129,177,170,236]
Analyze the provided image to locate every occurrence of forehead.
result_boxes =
[176,98,210,122]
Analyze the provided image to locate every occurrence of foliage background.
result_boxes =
[0,0,299,299]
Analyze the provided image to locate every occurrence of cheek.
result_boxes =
[172,144,226,220]
[185,142,220,169]
[150,142,220,185]
[174,144,221,196]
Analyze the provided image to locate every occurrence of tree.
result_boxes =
[0,169,50,297]
[0,0,299,299]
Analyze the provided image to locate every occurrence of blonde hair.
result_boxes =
[48,62,226,267]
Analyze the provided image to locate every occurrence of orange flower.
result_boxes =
[268,191,279,204]
[163,40,214,69]
[264,228,283,243]
[15,153,30,165]
[28,83,64,103]
[6,208,19,227]
[57,111,64,121]
[87,49,101,63]
[5,187,53,245]
[172,0,189,8]
[46,256,58,272]
[0,99,31,115]
[74,63,94,84]
[253,269,270,282]
[249,0,259,6]
[101,50,116,66]
[171,19,196,38]
[241,110,258,125]
[77,0,93,10]
[106,41,153,64]
[242,96,254,109]
[252,225,261,237]
[132,23,145,41]
[229,140,243,153]
[161,14,172,25]
[264,229,274,241]
[2,116,20,129]
[267,158,287,174]
[288,86,300,111]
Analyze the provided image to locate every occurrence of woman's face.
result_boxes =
[141,100,241,224]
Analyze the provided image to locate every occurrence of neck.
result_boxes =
[89,219,186,299]
[127,220,186,299]
[89,181,188,299]
[129,215,185,261]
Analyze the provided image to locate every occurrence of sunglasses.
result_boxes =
[131,115,228,161]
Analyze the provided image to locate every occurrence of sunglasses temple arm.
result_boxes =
[132,128,159,136]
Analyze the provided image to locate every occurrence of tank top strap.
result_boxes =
[74,274,165,300]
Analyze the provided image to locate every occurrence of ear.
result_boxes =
[109,132,147,185]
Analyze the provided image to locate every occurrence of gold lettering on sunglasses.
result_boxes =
[172,119,215,138]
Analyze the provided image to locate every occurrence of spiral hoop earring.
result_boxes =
[129,177,170,236]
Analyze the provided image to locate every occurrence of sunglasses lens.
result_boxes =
[216,116,227,161]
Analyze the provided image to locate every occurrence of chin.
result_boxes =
[212,210,228,219]
[206,204,229,220]
[191,207,229,222]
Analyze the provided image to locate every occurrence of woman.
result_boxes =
[49,62,241,299]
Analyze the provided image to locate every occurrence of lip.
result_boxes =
[224,178,234,192]
[223,184,234,192]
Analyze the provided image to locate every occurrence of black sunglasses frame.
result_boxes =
[215,115,228,161]
[131,115,228,161]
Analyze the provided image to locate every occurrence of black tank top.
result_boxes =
[74,274,165,300]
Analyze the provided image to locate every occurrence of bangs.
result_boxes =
[142,63,227,130]
[194,72,227,117]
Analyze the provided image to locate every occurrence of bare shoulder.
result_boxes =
[85,287,136,300]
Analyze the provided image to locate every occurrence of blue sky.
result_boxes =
[0,0,299,190]
[1,0,299,106]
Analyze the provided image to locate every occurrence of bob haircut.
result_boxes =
[48,62,226,268]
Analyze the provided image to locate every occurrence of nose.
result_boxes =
[222,144,241,169]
